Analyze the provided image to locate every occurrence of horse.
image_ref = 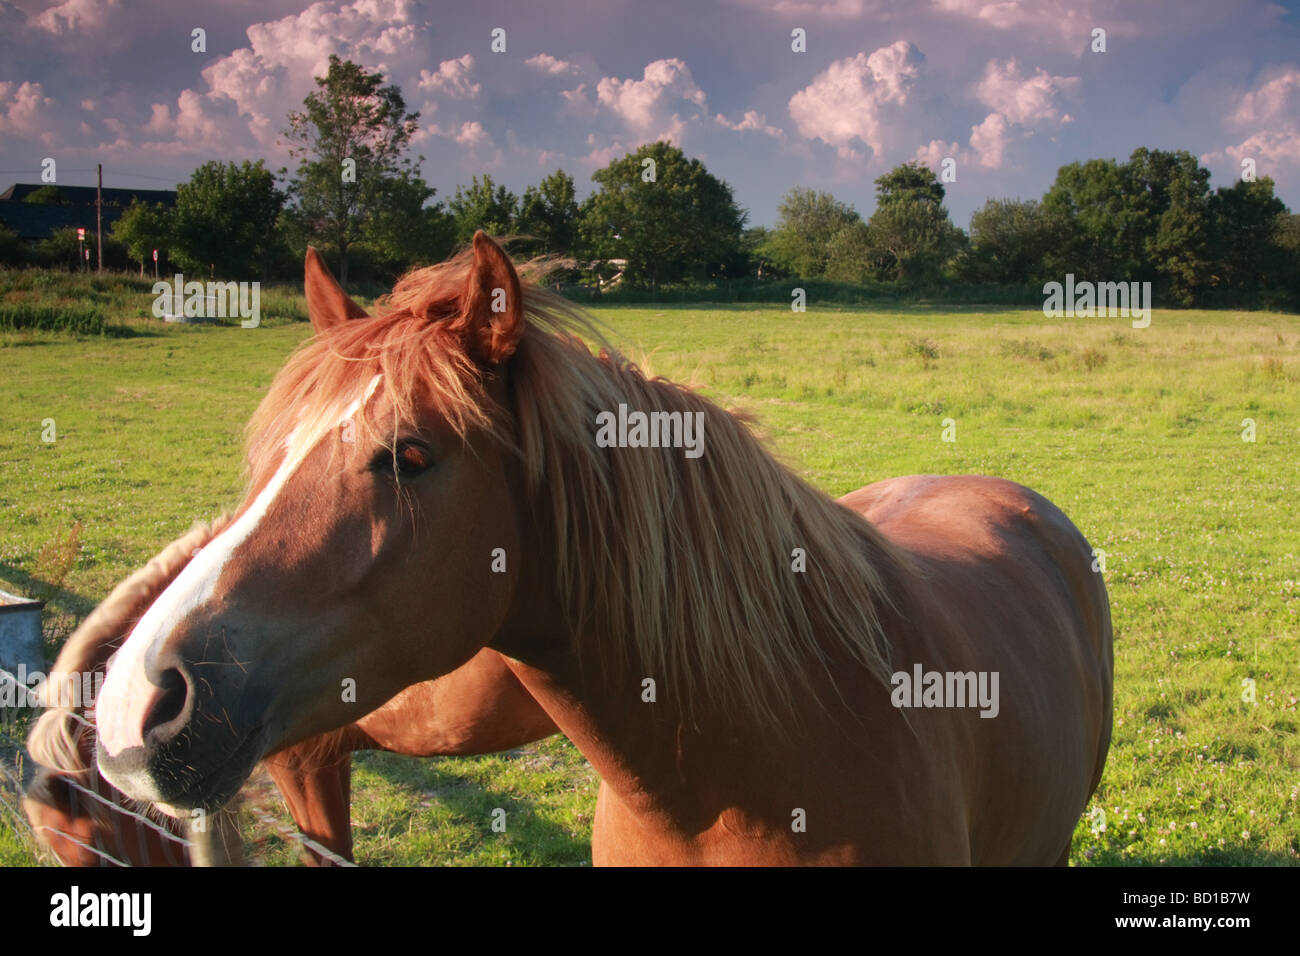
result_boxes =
[25,520,557,866]
[94,232,1113,864]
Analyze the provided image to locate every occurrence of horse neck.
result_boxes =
[489,502,842,842]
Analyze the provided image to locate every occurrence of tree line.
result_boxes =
[3,55,1296,309]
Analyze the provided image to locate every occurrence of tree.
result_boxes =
[448,175,519,244]
[517,169,580,257]
[1208,177,1288,293]
[859,162,963,284]
[23,185,71,205]
[958,199,1063,284]
[357,169,456,275]
[761,188,861,277]
[110,200,173,275]
[822,221,872,283]
[580,142,746,288]
[1042,148,1215,303]
[1041,158,1145,279]
[1128,148,1212,305]
[170,160,285,278]
[873,161,946,209]
[283,54,421,285]
[864,200,965,284]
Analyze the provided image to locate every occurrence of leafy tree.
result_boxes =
[1042,148,1214,303]
[1272,213,1300,306]
[283,54,421,285]
[958,199,1063,284]
[170,160,285,278]
[360,169,456,274]
[824,220,874,283]
[1208,177,1289,293]
[23,185,71,205]
[36,226,84,269]
[448,174,519,244]
[853,162,964,284]
[580,142,746,288]
[110,200,173,275]
[1128,148,1212,305]
[864,199,965,284]
[761,188,861,278]
[1041,158,1145,279]
[517,169,580,257]
[738,226,776,278]
[873,161,946,209]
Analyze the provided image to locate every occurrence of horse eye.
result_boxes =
[372,441,434,478]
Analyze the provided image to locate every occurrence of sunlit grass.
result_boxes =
[1,296,1297,865]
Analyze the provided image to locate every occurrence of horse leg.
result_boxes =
[264,729,360,865]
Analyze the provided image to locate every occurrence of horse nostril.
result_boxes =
[142,666,191,740]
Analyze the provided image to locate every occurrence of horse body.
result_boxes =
[91,234,1114,866]
[492,474,1112,865]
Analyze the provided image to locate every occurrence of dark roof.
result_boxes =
[0,183,176,207]
[0,183,177,240]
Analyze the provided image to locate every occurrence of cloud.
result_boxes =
[0,81,56,140]
[974,58,1078,126]
[914,138,960,168]
[454,120,489,146]
[526,53,579,76]
[724,0,874,17]
[187,0,427,151]
[714,110,783,137]
[1206,66,1300,172]
[930,0,1104,46]
[969,112,1010,168]
[787,41,923,158]
[418,54,479,98]
[28,0,121,35]
[595,58,707,143]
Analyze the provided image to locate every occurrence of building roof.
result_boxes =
[0,183,176,207]
[0,182,177,240]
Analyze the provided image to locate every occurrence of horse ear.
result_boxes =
[305,247,369,333]
[454,231,524,365]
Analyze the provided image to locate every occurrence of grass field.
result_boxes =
[1,276,1297,865]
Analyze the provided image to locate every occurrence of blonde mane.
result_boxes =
[246,248,906,731]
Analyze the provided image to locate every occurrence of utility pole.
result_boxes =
[95,163,103,273]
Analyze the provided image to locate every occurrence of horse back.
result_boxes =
[838,474,1114,864]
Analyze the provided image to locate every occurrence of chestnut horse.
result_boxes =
[95,233,1113,865]
[26,521,555,866]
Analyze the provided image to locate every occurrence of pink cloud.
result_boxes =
[595,58,706,143]
[975,58,1079,127]
[788,41,922,158]
[714,110,783,137]
[526,53,579,76]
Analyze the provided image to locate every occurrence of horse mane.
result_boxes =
[246,245,906,732]
[26,517,228,775]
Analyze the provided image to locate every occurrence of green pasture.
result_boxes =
[0,276,1297,865]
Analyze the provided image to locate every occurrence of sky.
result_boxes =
[1,0,1298,229]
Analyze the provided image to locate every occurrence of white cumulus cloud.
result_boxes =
[788,41,923,158]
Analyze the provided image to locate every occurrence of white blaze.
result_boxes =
[96,375,384,788]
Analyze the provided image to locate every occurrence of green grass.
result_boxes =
[1,290,1298,865]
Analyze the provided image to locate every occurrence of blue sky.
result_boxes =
[1,0,1298,229]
